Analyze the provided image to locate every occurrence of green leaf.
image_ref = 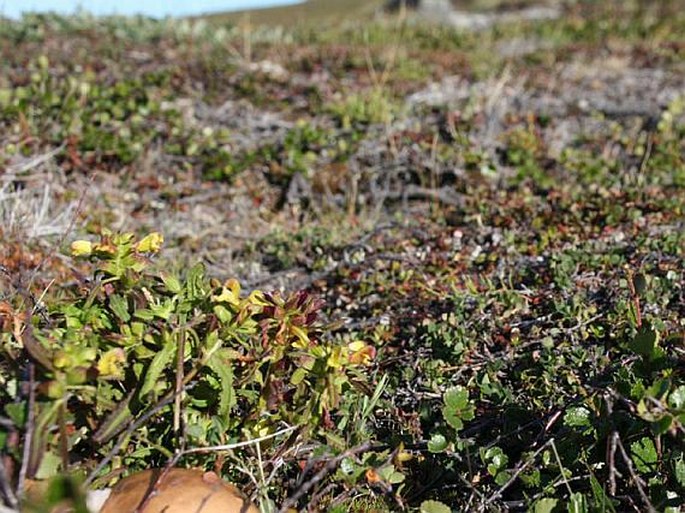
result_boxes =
[213,304,232,324]
[420,500,452,513]
[377,464,405,484]
[108,294,130,322]
[160,271,182,294]
[483,447,509,476]
[652,414,674,435]
[588,472,616,513]
[291,367,307,385]
[4,402,26,426]
[647,378,671,400]
[44,475,90,513]
[674,453,685,487]
[567,492,588,513]
[494,470,510,486]
[630,437,658,474]
[564,406,592,428]
[533,498,558,513]
[206,349,235,419]
[133,308,154,321]
[139,335,175,397]
[629,324,659,360]
[427,433,449,453]
[93,393,133,443]
[35,450,61,480]
[669,386,685,410]
[442,386,475,431]
[632,273,647,296]
[185,262,207,300]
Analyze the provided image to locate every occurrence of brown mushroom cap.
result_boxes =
[99,468,259,513]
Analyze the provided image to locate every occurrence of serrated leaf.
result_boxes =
[139,335,175,397]
[427,433,449,453]
[564,406,592,428]
[444,386,469,410]
[420,500,452,513]
[630,437,658,474]
[442,386,475,431]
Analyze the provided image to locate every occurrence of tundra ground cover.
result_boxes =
[0,1,684,511]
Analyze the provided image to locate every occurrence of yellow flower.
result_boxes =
[135,232,164,253]
[97,348,126,378]
[70,240,93,257]
[347,341,376,366]
[212,278,241,306]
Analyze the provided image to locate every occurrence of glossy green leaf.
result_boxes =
[427,433,449,453]
[442,386,475,431]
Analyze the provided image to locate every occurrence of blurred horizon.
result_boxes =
[0,0,305,19]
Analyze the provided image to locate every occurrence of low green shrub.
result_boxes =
[0,231,373,495]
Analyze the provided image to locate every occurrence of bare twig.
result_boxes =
[132,454,183,513]
[5,145,65,175]
[482,438,554,508]
[278,441,374,513]
[16,363,35,500]
[173,328,185,440]
[180,426,300,456]
[604,393,619,496]
[550,439,573,496]
[84,390,180,487]
[0,457,18,509]
[613,432,657,513]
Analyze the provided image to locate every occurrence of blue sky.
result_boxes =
[0,0,303,19]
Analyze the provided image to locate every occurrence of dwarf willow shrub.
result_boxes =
[0,231,373,480]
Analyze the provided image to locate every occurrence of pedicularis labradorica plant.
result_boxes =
[0,231,374,483]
